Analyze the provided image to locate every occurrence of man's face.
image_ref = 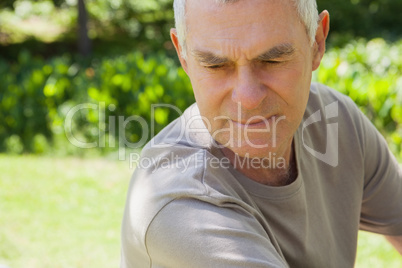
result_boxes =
[175,0,319,158]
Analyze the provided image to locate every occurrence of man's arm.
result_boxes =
[385,165,402,255]
[356,96,402,236]
[145,198,288,268]
[385,235,402,255]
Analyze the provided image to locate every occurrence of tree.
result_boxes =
[0,0,91,56]
[77,0,91,56]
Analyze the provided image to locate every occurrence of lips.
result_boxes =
[231,114,278,128]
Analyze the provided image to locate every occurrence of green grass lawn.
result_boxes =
[0,155,400,267]
[0,154,133,268]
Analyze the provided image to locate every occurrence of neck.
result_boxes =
[221,139,298,186]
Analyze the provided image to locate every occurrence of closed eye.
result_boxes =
[261,60,282,64]
[204,64,225,69]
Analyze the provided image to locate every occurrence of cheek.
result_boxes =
[189,65,229,104]
[262,62,310,100]
[259,64,311,125]
[191,77,222,112]
[187,68,231,128]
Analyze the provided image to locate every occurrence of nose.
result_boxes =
[231,66,267,110]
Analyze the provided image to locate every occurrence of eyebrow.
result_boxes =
[191,43,296,66]
[256,43,295,61]
[191,50,230,66]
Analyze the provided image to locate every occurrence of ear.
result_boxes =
[170,28,189,73]
[312,10,330,71]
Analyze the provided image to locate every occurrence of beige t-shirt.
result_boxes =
[121,83,402,268]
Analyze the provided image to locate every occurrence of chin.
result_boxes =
[228,145,279,159]
[215,133,284,159]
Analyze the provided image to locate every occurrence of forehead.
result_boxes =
[185,0,306,57]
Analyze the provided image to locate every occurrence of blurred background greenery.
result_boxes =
[0,0,401,267]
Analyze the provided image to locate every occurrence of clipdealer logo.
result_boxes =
[129,151,286,173]
[302,101,339,167]
[63,101,340,168]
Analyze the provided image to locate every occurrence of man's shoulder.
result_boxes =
[124,108,245,230]
[145,103,213,151]
[299,83,369,167]
[132,138,247,209]
[308,82,356,111]
[307,82,364,129]
[127,142,210,220]
[132,103,218,201]
[122,142,211,259]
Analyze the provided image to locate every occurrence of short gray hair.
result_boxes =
[173,0,319,58]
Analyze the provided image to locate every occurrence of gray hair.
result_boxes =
[173,0,319,58]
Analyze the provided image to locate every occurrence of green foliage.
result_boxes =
[318,0,402,44]
[85,0,174,49]
[313,38,402,159]
[85,0,402,48]
[1,38,401,159]
[0,0,175,58]
[2,0,401,60]
[0,50,194,154]
[356,231,402,268]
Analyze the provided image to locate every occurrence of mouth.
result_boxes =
[231,114,279,128]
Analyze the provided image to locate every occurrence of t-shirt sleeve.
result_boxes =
[357,102,402,235]
[145,198,288,268]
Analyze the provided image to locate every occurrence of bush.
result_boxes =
[0,38,401,159]
[317,0,402,44]
[313,38,402,159]
[1,0,401,61]
[0,50,194,154]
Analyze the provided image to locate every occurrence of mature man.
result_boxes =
[121,0,402,267]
